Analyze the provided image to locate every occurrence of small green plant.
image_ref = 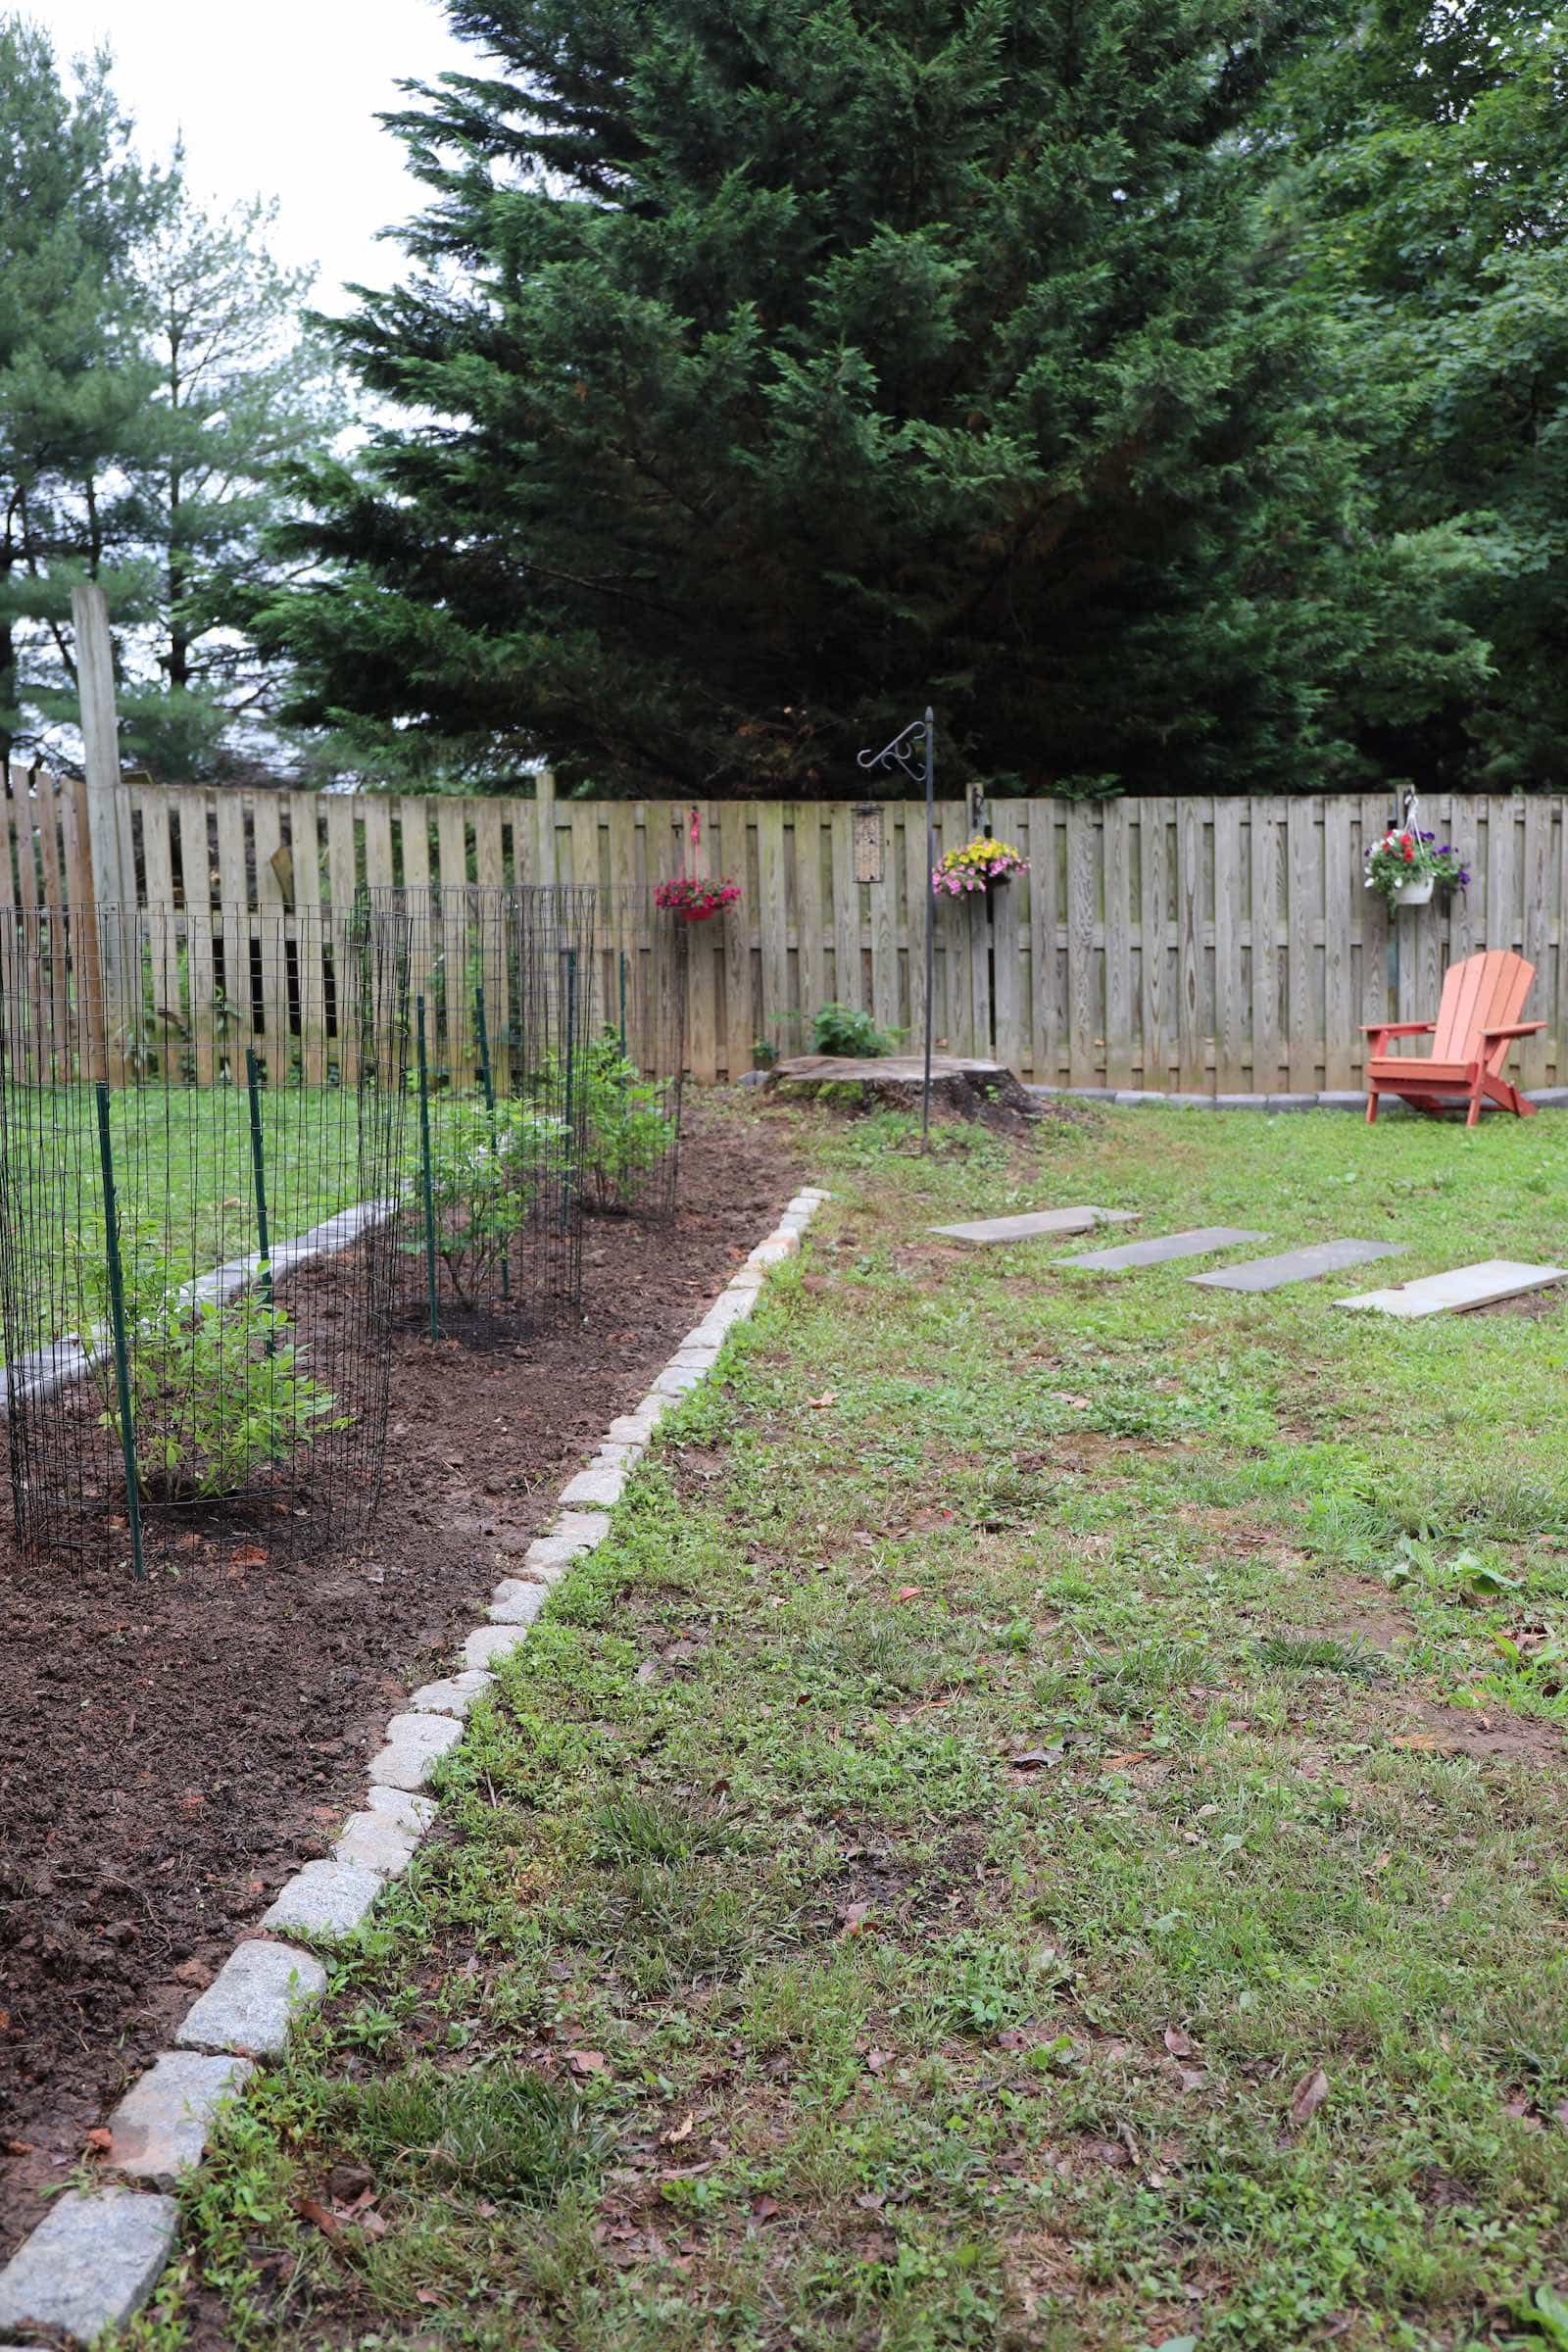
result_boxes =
[811,1002,898,1058]
[413,1097,569,1301]
[539,1027,677,1213]
[85,1222,348,1502]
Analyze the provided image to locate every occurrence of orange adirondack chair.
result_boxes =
[1364,950,1543,1126]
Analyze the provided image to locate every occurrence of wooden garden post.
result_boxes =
[72,583,137,1075]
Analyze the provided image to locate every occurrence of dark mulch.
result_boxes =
[0,1102,801,2261]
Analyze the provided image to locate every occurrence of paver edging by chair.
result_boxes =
[1027,1084,1568,1113]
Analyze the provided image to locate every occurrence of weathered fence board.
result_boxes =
[6,765,1568,1093]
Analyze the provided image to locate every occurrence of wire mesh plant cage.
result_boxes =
[374,885,598,1347]
[0,902,409,1579]
[585,886,688,1219]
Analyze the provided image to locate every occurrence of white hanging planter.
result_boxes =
[1392,876,1435,907]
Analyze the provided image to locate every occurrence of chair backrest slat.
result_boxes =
[1433,950,1534,1060]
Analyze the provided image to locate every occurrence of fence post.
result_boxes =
[72,584,137,1062]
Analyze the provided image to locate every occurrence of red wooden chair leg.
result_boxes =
[1366,1088,1378,1124]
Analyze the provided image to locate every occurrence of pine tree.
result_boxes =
[1268,0,1568,790]
[267,0,1400,795]
[118,190,346,780]
[0,17,164,763]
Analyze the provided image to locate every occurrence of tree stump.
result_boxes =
[764,1054,1042,1132]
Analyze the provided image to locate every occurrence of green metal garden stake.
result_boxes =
[94,1081,144,1583]
[474,981,509,1299]
[244,1049,275,1351]
[560,948,578,1232]
[416,993,441,1339]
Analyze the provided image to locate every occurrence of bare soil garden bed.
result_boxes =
[0,1101,800,2262]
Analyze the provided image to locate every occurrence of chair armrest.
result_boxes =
[1482,1022,1544,1041]
[1362,1022,1435,1039]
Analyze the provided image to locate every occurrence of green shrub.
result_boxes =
[85,1222,347,1502]
[577,1028,678,1210]
[811,1002,897,1057]
[412,1097,569,1302]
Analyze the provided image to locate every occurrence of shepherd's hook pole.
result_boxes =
[922,708,935,1152]
[858,706,937,1151]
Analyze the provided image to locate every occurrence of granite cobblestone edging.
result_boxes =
[1027,1084,1568,1113]
[0,1184,831,2345]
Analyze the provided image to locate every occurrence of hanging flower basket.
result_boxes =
[1364,826,1467,911]
[655,875,741,924]
[931,837,1028,899]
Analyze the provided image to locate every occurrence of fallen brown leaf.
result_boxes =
[567,2048,609,2078]
[1163,2026,1195,2058]
[661,2113,696,2147]
[865,2047,893,2075]
[83,2128,112,2157]
[294,2195,343,2243]
[807,1392,838,1409]
[1289,2067,1330,2129]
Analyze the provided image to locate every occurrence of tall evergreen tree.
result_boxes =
[1268,0,1568,791]
[270,0,1459,795]
[117,190,346,780]
[0,17,164,763]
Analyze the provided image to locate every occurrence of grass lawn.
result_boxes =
[0,1087,379,1349]
[131,1102,1568,2350]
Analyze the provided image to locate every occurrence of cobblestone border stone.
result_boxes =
[0,1184,831,2345]
[1028,1084,1568,1113]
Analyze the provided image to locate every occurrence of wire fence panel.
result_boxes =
[0,904,409,1578]
[375,886,599,1347]
[585,888,688,1219]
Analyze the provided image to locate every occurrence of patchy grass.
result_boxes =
[130,1102,1568,2350]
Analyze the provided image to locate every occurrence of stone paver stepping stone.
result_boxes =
[1058,1226,1267,1272]
[931,1206,1139,1245]
[1337,1259,1568,1318]
[1191,1239,1406,1293]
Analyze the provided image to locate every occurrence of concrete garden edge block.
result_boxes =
[174,1939,327,2057]
[748,1235,798,1267]
[558,1459,627,1508]
[367,1784,436,1832]
[408,1670,494,1717]
[488,1578,551,1626]
[463,1622,535,1670]
[652,1362,706,1397]
[334,1807,423,1877]
[261,1860,384,1939]
[0,2186,178,2343]
[368,1710,464,1789]
[106,2052,254,2189]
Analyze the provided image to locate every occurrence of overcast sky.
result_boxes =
[36,0,475,309]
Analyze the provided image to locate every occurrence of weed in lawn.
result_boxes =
[1255,1633,1382,1678]
[326,2062,601,2202]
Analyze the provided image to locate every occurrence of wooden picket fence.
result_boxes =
[5,764,1568,1091]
